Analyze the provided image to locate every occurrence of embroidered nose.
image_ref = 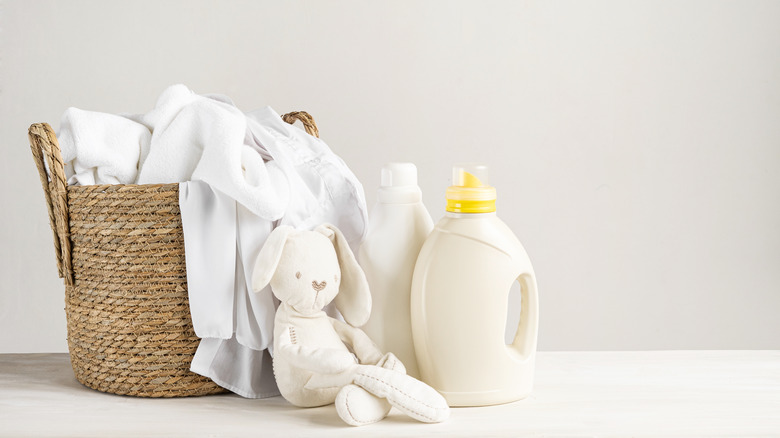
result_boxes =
[312,280,327,292]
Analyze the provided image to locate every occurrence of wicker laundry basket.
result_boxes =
[28,112,319,397]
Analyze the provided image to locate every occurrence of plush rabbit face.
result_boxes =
[252,224,372,327]
[269,232,341,314]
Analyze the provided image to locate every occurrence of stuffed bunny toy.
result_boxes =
[252,224,450,426]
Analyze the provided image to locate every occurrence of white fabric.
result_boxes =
[189,337,278,399]
[58,84,289,220]
[245,108,368,250]
[59,108,150,185]
[136,85,288,220]
[179,181,278,350]
[181,182,281,398]
[179,182,238,340]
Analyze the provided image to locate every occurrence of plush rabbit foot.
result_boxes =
[336,384,390,426]
[334,353,407,426]
[353,365,450,424]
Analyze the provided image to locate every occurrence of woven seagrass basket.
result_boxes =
[29,112,319,397]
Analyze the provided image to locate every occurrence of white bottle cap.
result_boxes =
[378,162,422,203]
[381,162,418,188]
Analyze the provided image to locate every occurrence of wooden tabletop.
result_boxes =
[1,351,778,437]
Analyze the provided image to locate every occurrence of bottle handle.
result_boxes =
[509,272,539,360]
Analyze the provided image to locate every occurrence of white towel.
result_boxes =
[137,85,287,220]
[59,108,150,185]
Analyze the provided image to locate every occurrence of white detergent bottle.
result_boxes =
[411,164,539,406]
[359,163,433,379]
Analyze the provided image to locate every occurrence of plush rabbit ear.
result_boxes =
[315,223,371,327]
[252,225,295,292]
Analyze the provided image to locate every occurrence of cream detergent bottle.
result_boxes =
[411,164,539,406]
[359,163,434,379]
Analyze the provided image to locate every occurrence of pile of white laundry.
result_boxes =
[57,84,368,398]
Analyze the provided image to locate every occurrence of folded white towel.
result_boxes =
[59,108,150,185]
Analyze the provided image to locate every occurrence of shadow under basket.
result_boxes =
[28,111,320,397]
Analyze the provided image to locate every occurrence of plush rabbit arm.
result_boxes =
[329,318,384,365]
[275,323,357,374]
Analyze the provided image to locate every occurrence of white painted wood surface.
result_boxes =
[1,351,778,437]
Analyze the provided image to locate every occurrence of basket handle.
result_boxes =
[29,123,74,286]
[282,111,320,138]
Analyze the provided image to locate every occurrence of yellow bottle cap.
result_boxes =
[445,164,496,213]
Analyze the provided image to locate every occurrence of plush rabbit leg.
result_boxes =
[334,353,407,426]
[353,365,450,424]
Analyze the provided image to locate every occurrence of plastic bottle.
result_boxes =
[411,164,539,406]
[359,163,434,379]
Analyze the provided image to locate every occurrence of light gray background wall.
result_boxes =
[1,0,778,353]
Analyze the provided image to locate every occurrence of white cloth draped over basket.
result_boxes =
[57,85,368,398]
